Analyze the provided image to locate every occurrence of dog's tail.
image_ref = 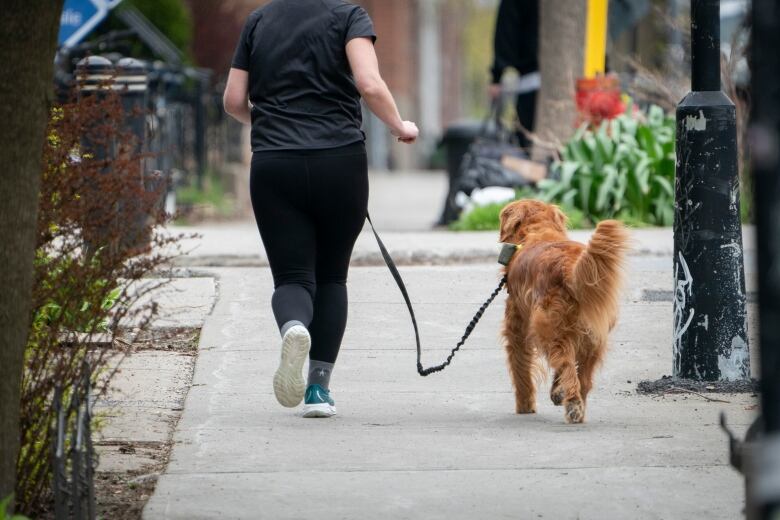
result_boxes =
[571,220,630,333]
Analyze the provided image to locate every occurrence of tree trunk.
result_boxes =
[532,0,587,161]
[0,0,63,504]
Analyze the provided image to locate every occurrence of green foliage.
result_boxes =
[537,104,677,226]
[0,496,29,520]
[450,189,588,232]
[32,253,121,335]
[122,0,192,51]
[175,170,235,222]
[96,0,193,59]
[176,172,226,208]
[16,91,179,516]
[449,105,677,232]
[450,202,507,231]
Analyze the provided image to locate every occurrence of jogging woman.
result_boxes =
[223,0,418,418]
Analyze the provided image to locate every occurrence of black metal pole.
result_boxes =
[51,386,65,519]
[749,1,780,517]
[194,74,208,191]
[691,0,721,92]
[672,0,749,381]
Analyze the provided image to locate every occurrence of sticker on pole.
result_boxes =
[58,0,122,48]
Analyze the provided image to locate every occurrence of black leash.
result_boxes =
[366,215,507,376]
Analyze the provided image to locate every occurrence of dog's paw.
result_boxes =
[564,399,585,424]
[515,401,537,414]
[550,387,565,406]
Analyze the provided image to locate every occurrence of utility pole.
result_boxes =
[672,0,749,381]
[747,0,780,517]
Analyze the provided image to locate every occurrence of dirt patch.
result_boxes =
[129,327,200,354]
[94,463,163,520]
[93,327,200,520]
[637,375,759,395]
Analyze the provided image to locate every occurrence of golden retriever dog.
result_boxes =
[499,200,629,423]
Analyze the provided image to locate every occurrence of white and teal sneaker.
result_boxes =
[302,384,337,418]
[273,325,311,408]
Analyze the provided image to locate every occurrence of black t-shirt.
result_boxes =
[231,0,377,151]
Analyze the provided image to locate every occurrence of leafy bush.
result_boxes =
[449,105,676,232]
[537,104,676,226]
[450,189,587,231]
[122,0,192,52]
[15,88,183,515]
[1,496,29,520]
[98,0,193,60]
[32,255,121,334]
[175,169,235,222]
[449,202,508,231]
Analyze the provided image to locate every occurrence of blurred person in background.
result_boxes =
[223,0,418,419]
[489,0,540,150]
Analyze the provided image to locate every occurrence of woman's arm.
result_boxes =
[223,68,251,125]
[346,37,418,143]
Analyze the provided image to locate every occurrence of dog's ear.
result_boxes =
[499,203,525,242]
[552,205,569,231]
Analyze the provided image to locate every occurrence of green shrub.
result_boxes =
[32,254,122,334]
[1,496,29,520]
[16,89,181,516]
[449,105,676,232]
[97,0,193,61]
[175,170,235,219]
[450,190,588,232]
[449,202,507,231]
[537,104,676,226]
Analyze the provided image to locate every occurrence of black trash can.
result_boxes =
[437,120,482,226]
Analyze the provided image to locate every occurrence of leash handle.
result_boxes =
[366,215,507,377]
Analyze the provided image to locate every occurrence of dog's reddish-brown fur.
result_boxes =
[499,200,629,423]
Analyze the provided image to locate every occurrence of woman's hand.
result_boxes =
[392,121,419,144]
[346,38,418,145]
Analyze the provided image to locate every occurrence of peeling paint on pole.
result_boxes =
[685,110,708,131]
[718,336,750,380]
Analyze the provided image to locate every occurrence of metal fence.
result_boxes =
[52,361,97,520]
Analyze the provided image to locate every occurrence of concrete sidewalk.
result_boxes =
[144,259,758,519]
[145,169,758,518]
[167,218,756,267]
[167,169,756,267]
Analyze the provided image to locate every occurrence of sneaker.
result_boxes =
[273,325,311,408]
[302,384,337,418]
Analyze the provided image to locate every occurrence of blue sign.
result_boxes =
[58,0,123,48]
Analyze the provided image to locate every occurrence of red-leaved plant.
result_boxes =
[15,85,185,515]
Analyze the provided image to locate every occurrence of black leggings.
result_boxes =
[250,142,369,364]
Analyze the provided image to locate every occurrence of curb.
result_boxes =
[170,246,683,268]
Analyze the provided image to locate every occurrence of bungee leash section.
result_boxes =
[366,215,509,377]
